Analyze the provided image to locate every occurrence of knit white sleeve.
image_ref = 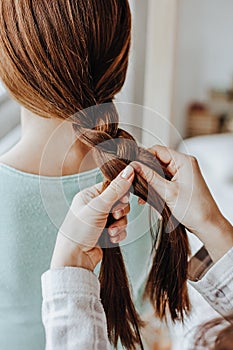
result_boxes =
[189,247,233,317]
[41,267,110,350]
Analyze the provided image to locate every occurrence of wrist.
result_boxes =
[195,215,233,262]
[50,234,96,271]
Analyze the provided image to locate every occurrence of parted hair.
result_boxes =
[0,1,191,348]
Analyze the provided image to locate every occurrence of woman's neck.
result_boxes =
[0,108,97,176]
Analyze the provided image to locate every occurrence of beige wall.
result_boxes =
[117,0,178,147]
[116,0,149,142]
[142,0,178,147]
[172,0,233,146]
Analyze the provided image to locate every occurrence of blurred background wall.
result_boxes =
[117,0,148,107]
[172,0,233,146]
[118,0,178,147]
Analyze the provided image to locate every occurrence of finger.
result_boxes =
[108,217,128,237]
[120,192,130,204]
[110,230,127,244]
[148,145,188,176]
[138,198,146,205]
[112,203,130,220]
[148,145,173,165]
[94,165,135,212]
[131,161,170,200]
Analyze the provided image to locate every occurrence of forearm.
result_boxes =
[50,233,98,271]
[194,215,233,263]
[41,267,110,350]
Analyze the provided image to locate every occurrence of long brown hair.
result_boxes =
[0,1,190,348]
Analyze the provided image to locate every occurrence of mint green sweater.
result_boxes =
[0,163,155,349]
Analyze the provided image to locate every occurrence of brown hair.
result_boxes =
[0,1,190,348]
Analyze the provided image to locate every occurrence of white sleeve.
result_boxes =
[189,247,233,317]
[41,267,110,350]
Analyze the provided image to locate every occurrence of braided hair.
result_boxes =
[72,102,191,348]
[0,1,190,348]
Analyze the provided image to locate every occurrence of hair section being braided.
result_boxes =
[73,102,191,348]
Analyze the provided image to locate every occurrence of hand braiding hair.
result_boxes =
[0,1,190,348]
[72,102,191,349]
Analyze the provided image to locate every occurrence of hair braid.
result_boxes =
[72,102,191,349]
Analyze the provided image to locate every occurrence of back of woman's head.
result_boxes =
[0,0,131,120]
[0,2,191,349]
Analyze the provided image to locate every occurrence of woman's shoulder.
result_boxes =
[0,163,29,202]
[0,142,45,176]
[0,151,38,175]
[0,157,40,194]
[0,152,58,179]
[0,160,28,179]
[0,159,16,179]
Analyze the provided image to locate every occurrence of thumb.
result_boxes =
[96,165,135,212]
[131,161,169,201]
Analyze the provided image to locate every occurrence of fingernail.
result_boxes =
[121,194,130,204]
[113,209,123,220]
[121,165,134,180]
[112,236,120,244]
[109,227,119,237]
